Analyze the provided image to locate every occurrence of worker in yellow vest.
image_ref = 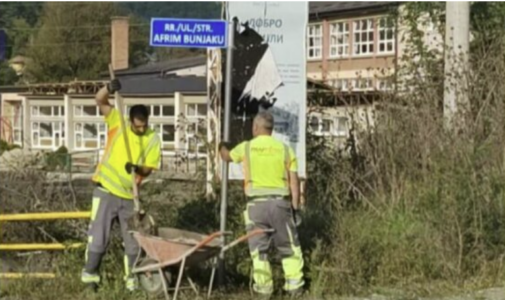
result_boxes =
[81,79,161,292]
[220,111,305,298]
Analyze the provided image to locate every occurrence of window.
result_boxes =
[161,105,175,116]
[31,121,64,148]
[309,115,349,137]
[74,105,100,117]
[40,106,52,116]
[353,19,374,56]
[150,123,175,148]
[185,104,206,117]
[335,117,349,137]
[162,124,175,142]
[309,116,319,133]
[329,22,349,58]
[378,18,395,54]
[307,24,322,59]
[31,105,64,117]
[74,122,107,149]
[350,78,373,91]
[332,79,350,91]
[377,78,394,91]
[321,119,332,133]
[126,105,175,118]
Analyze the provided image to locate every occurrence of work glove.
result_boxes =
[107,79,122,93]
[125,162,140,175]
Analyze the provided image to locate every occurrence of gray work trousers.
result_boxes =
[244,196,305,293]
[83,187,139,274]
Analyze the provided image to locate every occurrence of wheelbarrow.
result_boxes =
[130,227,271,300]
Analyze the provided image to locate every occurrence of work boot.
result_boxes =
[81,270,100,293]
[125,275,138,292]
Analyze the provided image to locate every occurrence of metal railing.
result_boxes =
[0,211,90,279]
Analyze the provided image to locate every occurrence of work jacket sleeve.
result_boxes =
[288,147,298,172]
[105,108,121,130]
[229,142,246,163]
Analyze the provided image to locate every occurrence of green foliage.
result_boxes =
[7,18,33,56]
[26,2,117,82]
[0,62,18,85]
[0,2,43,59]
[0,139,20,154]
[43,146,69,171]
[0,2,43,27]
[119,2,220,20]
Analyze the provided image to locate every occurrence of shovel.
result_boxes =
[108,64,156,235]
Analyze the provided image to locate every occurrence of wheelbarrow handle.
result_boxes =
[221,228,274,253]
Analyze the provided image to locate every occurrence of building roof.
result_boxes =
[119,75,207,95]
[114,55,207,77]
[0,85,29,94]
[0,75,207,96]
[309,1,397,19]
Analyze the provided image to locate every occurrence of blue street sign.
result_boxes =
[150,18,228,49]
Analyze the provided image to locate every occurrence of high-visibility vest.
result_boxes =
[243,140,291,197]
[92,125,159,199]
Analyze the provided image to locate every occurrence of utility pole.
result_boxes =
[443,1,470,128]
[217,15,235,287]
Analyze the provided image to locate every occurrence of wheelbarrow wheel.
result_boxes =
[137,258,173,296]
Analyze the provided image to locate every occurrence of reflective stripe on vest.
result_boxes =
[244,141,290,196]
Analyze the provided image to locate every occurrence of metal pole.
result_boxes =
[218,18,235,286]
[443,1,470,128]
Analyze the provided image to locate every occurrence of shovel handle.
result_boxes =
[108,64,141,213]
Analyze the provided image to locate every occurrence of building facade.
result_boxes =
[305,2,442,147]
[0,75,207,172]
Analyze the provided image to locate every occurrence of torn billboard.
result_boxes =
[226,1,308,179]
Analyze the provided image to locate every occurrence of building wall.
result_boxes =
[307,12,397,90]
[307,4,443,89]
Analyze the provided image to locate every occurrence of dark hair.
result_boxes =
[129,105,149,122]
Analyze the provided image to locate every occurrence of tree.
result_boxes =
[0,2,43,27]
[7,18,33,56]
[0,62,18,85]
[26,2,117,82]
[119,2,220,20]
[0,2,42,59]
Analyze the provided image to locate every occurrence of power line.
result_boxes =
[1,38,151,49]
[0,23,150,32]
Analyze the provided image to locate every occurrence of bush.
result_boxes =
[43,146,70,171]
[0,139,20,155]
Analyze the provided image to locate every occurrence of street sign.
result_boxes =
[150,18,228,48]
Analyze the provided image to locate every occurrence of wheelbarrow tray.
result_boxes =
[132,227,221,268]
